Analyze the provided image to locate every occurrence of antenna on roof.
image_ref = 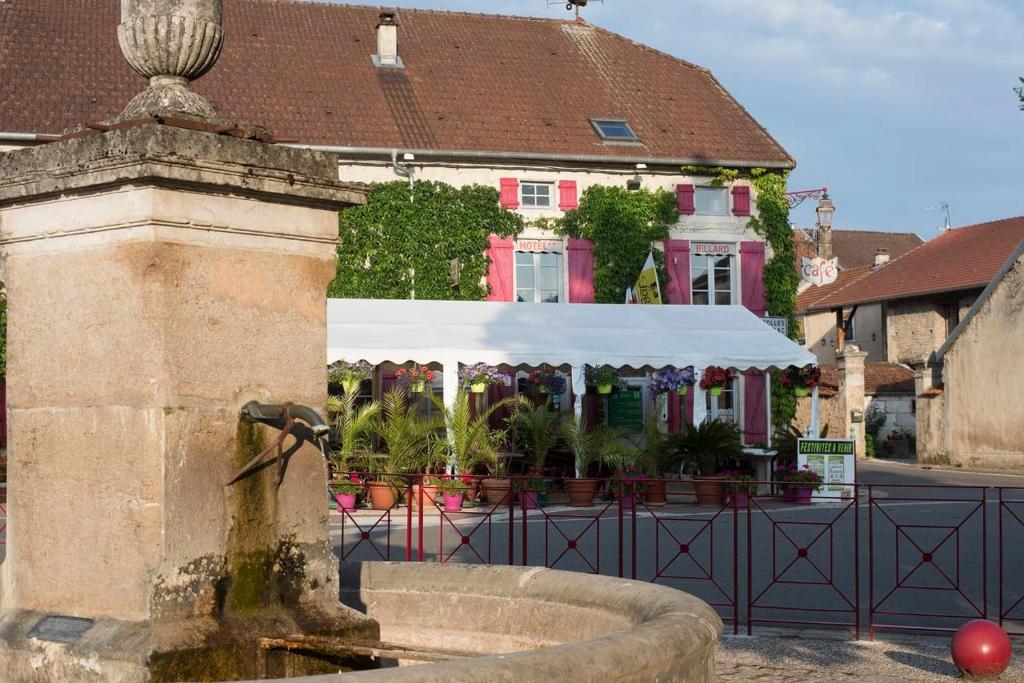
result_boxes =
[547,0,603,21]
[925,202,952,233]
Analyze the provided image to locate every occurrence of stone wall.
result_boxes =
[886,293,980,364]
[801,304,886,365]
[940,250,1024,471]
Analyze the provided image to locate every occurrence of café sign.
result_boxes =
[801,256,839,287]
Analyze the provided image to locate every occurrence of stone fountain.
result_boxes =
[0,1,723,681]
[0,0,378,679]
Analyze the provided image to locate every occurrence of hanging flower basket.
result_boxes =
[586,365,621,395]
[781,366,821,398]
[700,366,733,397]
[597,383,613,395]
[396,364,436,393]
[650,367,696,397]
[460,363,503,393]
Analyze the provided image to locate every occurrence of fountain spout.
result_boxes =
[227,401,332,486]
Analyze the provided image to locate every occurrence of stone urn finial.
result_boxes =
[116,0,224,120]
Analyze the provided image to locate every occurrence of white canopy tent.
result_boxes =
[327,299,822,450]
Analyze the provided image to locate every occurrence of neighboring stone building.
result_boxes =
[795,229,922,364]
[807,216,1024,468]
[0,0,795,444]
[923,241,1024,470]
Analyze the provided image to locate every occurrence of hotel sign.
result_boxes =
[693,242,736,256]
[516,239,562,253]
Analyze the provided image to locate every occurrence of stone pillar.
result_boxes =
[0,124,377,680]
[913,359,948,465]
[837,346,868,458]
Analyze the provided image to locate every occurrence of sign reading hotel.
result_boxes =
[516,239,562,253]
[801,256,839,287]
[797,438,856,502]
[693,242,736,256]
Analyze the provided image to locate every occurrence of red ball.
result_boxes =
[951,620,1013,678]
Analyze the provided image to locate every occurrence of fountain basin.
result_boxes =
[254,562,722,682]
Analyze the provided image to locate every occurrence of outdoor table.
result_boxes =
[742,448,778,495]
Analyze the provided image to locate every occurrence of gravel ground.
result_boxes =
[717,634,1024,681]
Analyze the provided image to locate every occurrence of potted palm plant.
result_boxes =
[327,360,379,499]
[433,389,511,508]
[561,414,634,507]
[633,417,675,506]
[670,419,745,506]
[513,397,561,474]
[370,388,445,510]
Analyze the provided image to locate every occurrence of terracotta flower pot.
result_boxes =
[333,492,357,512]
[693,476,725,506]
[411,483,442,510]
[565,479,598,507]
[480,478,513,507]
[644,480,667,506]
[367,481,398,510]
[442,492,464,513]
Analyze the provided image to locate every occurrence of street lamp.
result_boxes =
[816,193,835,230]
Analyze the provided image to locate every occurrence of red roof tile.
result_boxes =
[808,217,1024,310]
[814,362,915,398]
[796,266,872,314]
[0,0,794,167]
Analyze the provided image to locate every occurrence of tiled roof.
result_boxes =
[792,228,922,271]
[796,266,872,314]
[831,230,923,270]
[809,216,1024,310]
[814,362,915,398]
[0,0,794,167]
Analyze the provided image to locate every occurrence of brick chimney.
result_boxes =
[374,12,403,68]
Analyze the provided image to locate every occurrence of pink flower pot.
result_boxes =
[782,488,797,503]
[442,493,464,513]
[334,493,357,512]
[724,491,748,509]
[795,488,813,505]
[520,491,539,509]
[619,493,635,509]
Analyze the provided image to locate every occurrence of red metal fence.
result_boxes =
[333,476,1024,640]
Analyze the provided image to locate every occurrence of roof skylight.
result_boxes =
[590,119,639,141]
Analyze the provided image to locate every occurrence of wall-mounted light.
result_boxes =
[627,163,647,191]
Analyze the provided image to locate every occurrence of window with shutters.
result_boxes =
[705,378,740,426]
[691,254,736,306]
[521,182,554,208]
[695,187,729,215]
[516,251,562,303]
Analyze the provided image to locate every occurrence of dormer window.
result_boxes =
[590,119,639,142]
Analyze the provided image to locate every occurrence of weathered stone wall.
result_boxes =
[941,251,1024,471]
[886,293,980,364]
[794,393,843,438]
[801,304,886,365]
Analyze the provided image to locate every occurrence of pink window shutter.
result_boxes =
[676,184,695,215]
[500,178,519,209]
[732,185,751,216]
[663,239,692,305]
[668,392,681,433]
[739,241,766,316]
[486,235,515,302]
[685,388,695,425]
[558,180,579,211]
[743,371,768,445]
[567,238,596,303]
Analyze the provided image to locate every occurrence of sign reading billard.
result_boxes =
[693,242,736,256]
[797,438,856,502]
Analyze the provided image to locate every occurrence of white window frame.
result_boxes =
[589,119,640,142]
[695,186,730,215]
[520,182,554,209]
[707,377,741,427]
[690,253,737,306]
[842,309,857,343]
[515,250,563,303]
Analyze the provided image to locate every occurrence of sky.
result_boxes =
[331,0,1024,238]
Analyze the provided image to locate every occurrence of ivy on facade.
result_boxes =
[557,185,678,304]
[329,181,523,301]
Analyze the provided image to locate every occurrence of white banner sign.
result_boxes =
[801,257,839,287]
[797,438,856,502]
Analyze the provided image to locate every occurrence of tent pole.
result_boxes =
[765,371,773,448]
[692,369,708,425]
[443,361,459,474]
[810,384,821,438]
[571,364,586,478]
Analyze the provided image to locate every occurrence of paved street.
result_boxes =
[332,460,1024,639]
